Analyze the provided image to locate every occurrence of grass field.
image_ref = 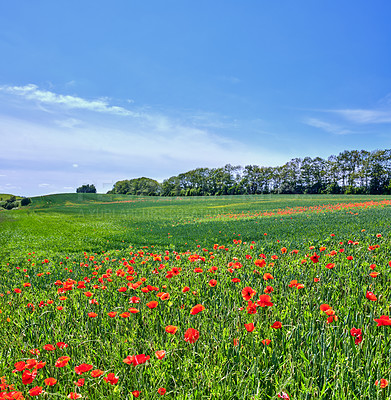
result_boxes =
[0,194,391,399]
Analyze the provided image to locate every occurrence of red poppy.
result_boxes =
[277,392,290,399]
[104,373,119,385]
[88,312,97,318]
[14,361,26,371]
[263,273,274,280]
[374,315,391,326]
[128,308,139,313]
[366,291,377,301]
[147,301,158,309]
[165,325,178,334]
[75,364,93,375]
[264,286,274,293]
[44,378,57,386]
[182,286,190,293]
[241,286,256,301]
[22,370,37,385]
[120,312,130,318]
[43,344,55,351]
[108,311,117,318]
[257,294,273,307]
[57,342,68,349]
[190,304,205,315]
[320,304,331,312]
[55,356,71,368]
[246,300,257,314]
[208,279,217,287]
[68,393,82,399]
[262,339,271,345]
[132,391,141,398]
[244,323,255,332]
[29,386,43,396]
[74,378,85,387]
[184,328,199,344]
[158,388,167,395]
[254,259,266,268]
[155,350,166,360]
[375,379,389,388]
[91,369,104,378]
[161,293,170,301]
[310,253,320,263]
[232,278,241,283]
[271,321,282,329]
[325,263,335,269]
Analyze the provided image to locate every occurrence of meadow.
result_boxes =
[0,194,391,399]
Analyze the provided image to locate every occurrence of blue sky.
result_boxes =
[1,0,391,196]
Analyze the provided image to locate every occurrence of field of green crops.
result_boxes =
[1,194,391,399]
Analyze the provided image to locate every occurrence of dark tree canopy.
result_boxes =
[76,184,97,193]
[109,149,391,196]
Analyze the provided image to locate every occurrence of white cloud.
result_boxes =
[38,183,50,187]
[303,117,352,135]
[0,84,140,117]
[72,164,79,168]
[331,109,391,124]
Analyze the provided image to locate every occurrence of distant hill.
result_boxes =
[0,193,23,201]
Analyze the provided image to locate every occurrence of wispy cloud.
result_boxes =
[331,109,391,124]
[303,117,353,135]
[0,84,140,117]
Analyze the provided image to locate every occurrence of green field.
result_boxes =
[0,194,391,399]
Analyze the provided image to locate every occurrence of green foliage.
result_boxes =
[76,184,97,193]
[0,194,391,399]
[110,177,161,195]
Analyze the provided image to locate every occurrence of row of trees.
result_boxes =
[108,149,391,196]
[0,196,31,210]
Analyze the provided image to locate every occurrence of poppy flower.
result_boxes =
[257,294,273,307]
[264,286,274,293]
[44,378,57,386]
[108,311,117,318]
[184,328,199,344]
[233,338,239,346]
[182,286,190,293]
[132,391,141,398]
[74,378,85,387]
[209,279,217,287]
[366,291,377,301]
[14,361,26,371]
[263,273,274,281]
[118,287,127,292]
[165,325,178,334]
[278,392,290,399]
[369,271,379,278]
[155,350,166,360]
[43,344,55,351]
[88,312,97,318]
[132,354,150,366]
[22,370,37,385]
[190,304,205,315]
[320,304,331,312]
[246,300,257,314]
[104,373,119,385]
[158,388,167,395]
[68,393,82,399]
[232,278,241,283]
[271,321,282,329]
[325,263,335,269]
[128,308,139,313]
[262,339,271,345]
[244,323,255,332]
[242,286,256,301]
[147,301,158,309]
[254,259,266,268]
[375,379,389,388]
[374,315,391,326]
[29,386,43,396]
[56,342,68,349]
[75,364,93,375]
[91,369,104,378]
[55,356,71,368]
[161,293,170,301]
[310,253,320,263]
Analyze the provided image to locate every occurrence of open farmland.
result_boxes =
[0,194,391,399]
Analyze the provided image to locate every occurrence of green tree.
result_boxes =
[76,184,97,193]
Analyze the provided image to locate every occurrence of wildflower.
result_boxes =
[190,304,205,315]
[132,391,141,398]
[262,339,271,345]
[55,356,71,368]
[310,253,320,263]
[271,321,282,329]
[209,279,217,287]
[68,393,82,399]
[74,378,85,387]
[29,386,43,396]
[128,308,139,313]
[263,273,274,280]
[43,344,55,351]
[233,338,239,346]
[147,301,158,309]
[91,369,104,378]
[184,328,199,344]
[56,342,68,349]
[375,379,389,388]
[278,392,290,399]
[350,327,363,345]
[374,315,391,326]
[241,286,256,301]
[75,364,93,375]
[123,354,150,366]
[325,263,335,269]
[158,388,167,395]
[44,378,57,386]
[244,323,255,332]
[155,350,166,360]
[165,325,178,334]
[22,370,37,385]
[182,286,190,293]
[104,373,119,385]
[264,286,274,293]
[88,312,97,318]
[366,291,377,301]
[108,311,117,318]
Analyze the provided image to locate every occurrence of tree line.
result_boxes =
[107,149,391,196]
